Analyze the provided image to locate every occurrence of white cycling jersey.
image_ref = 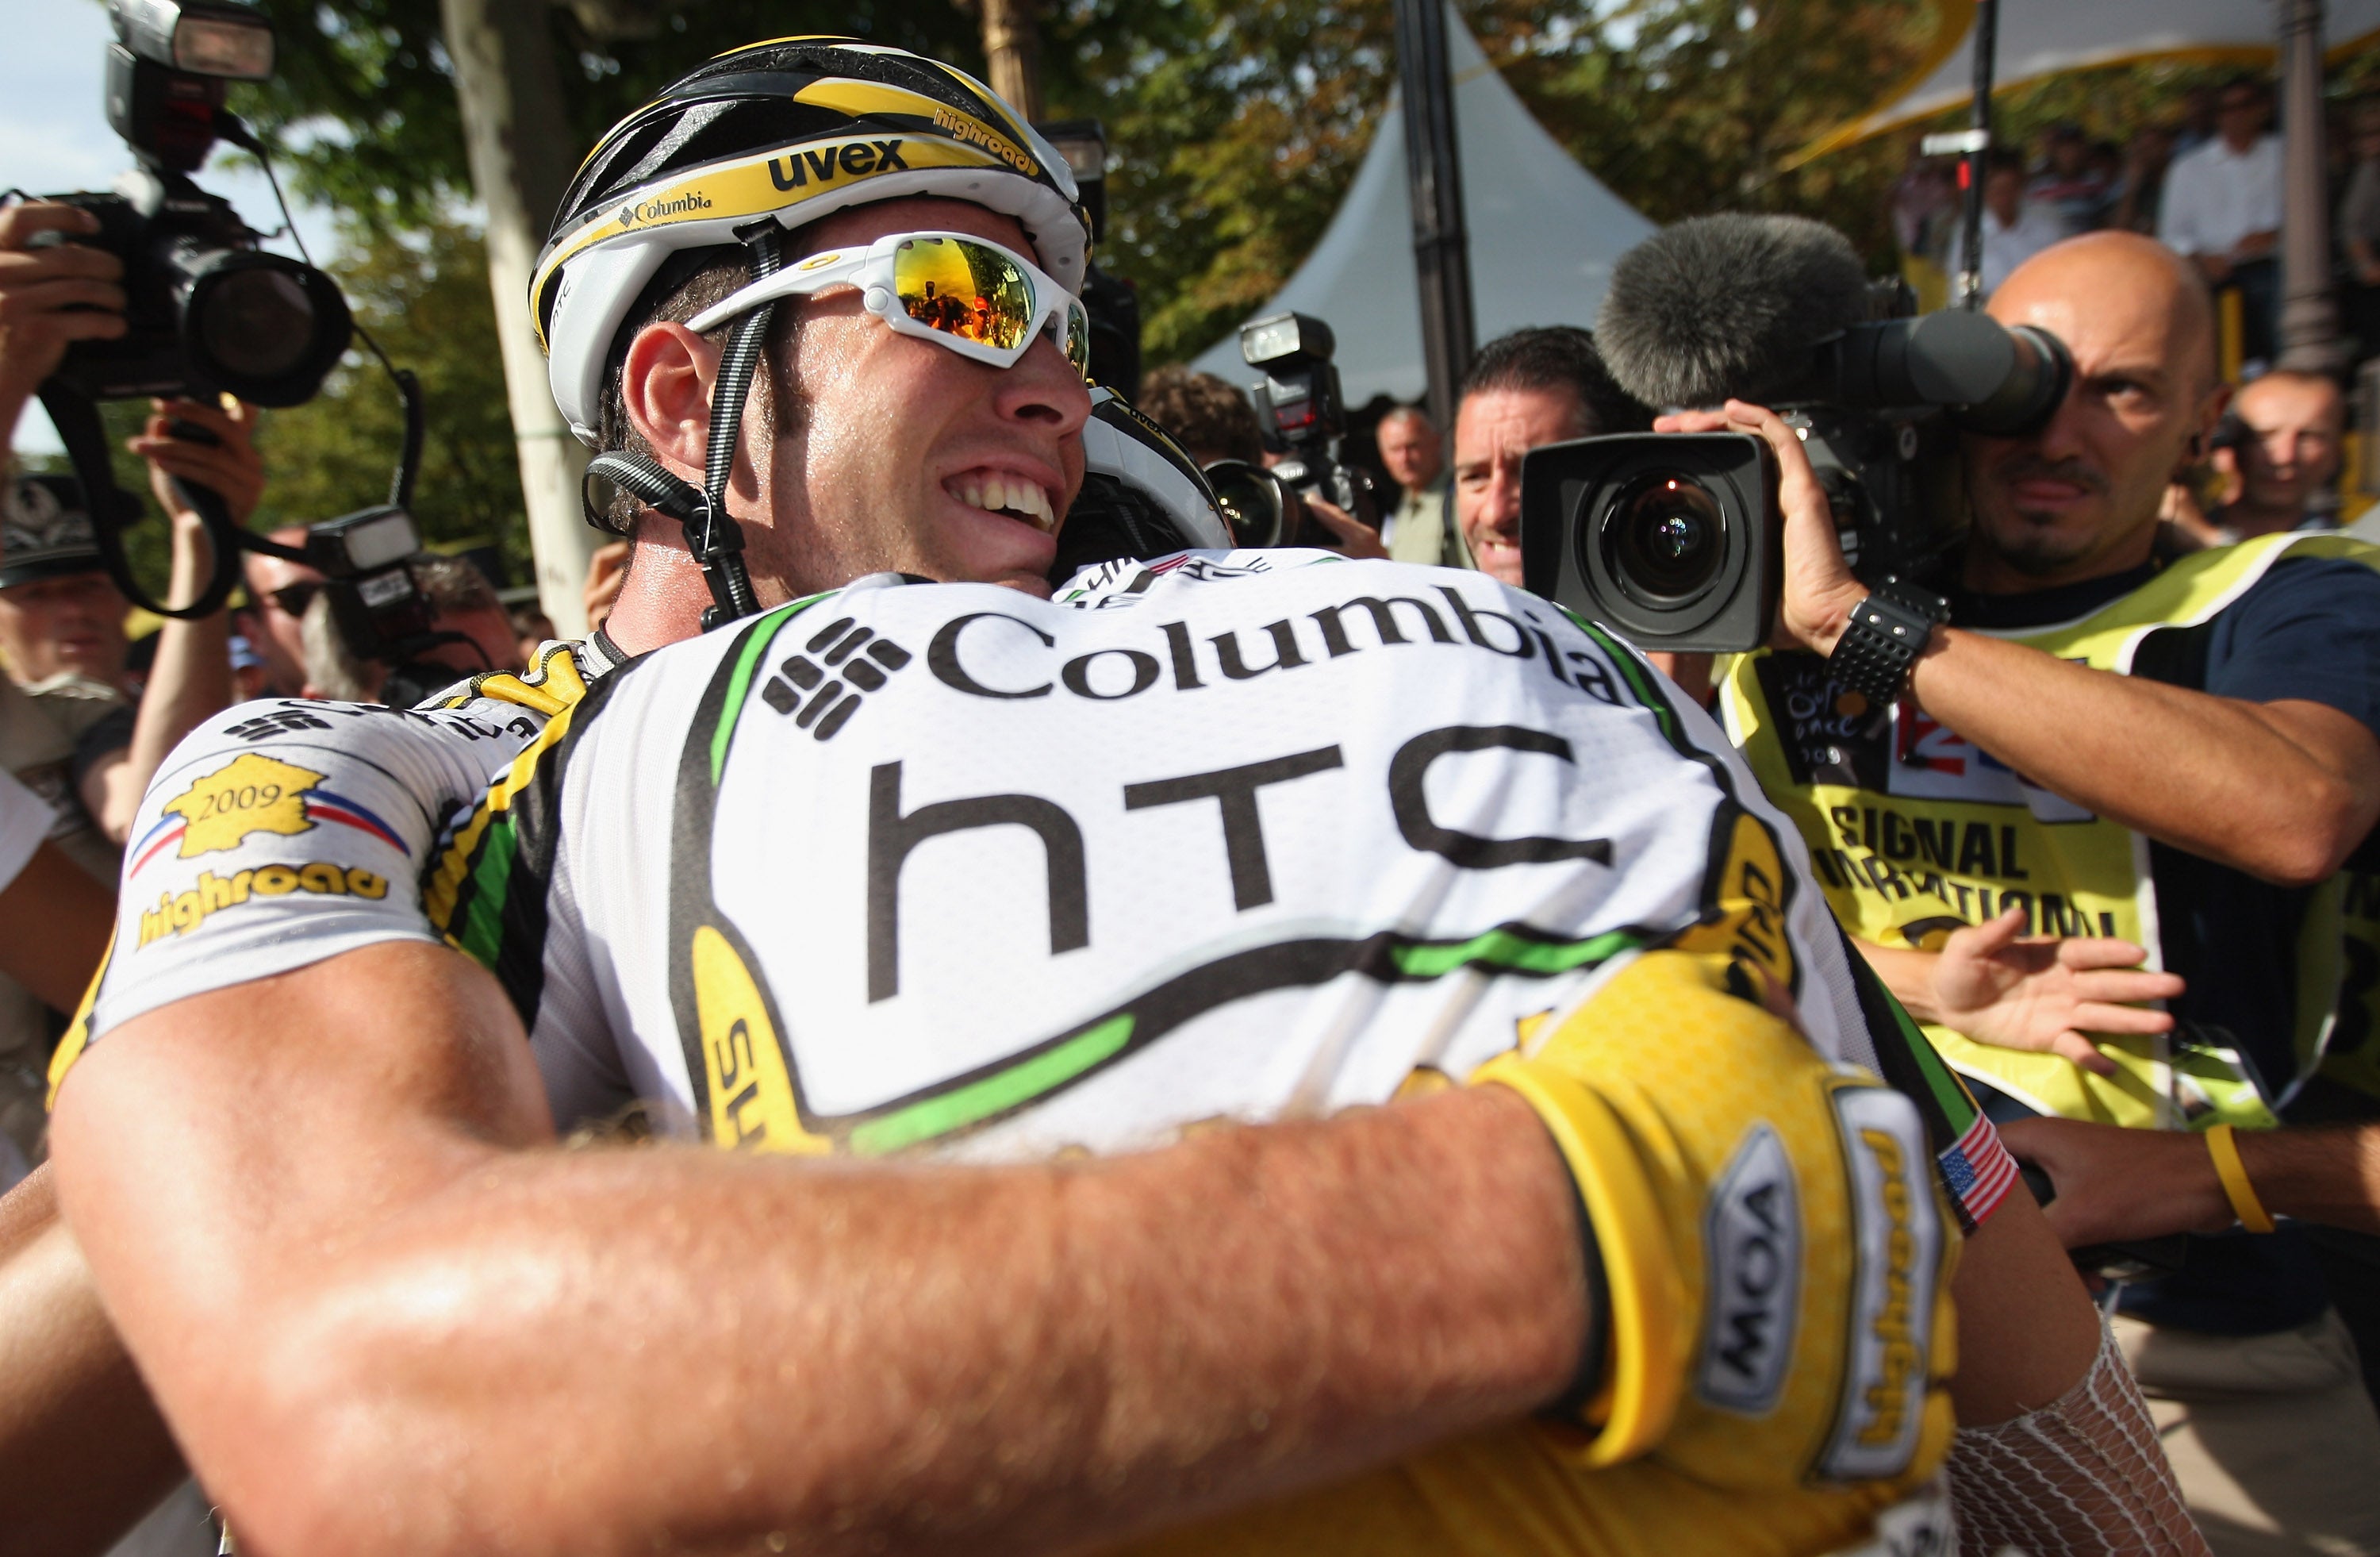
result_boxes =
[59,552,2011,1230]
[414,553,2015,1227]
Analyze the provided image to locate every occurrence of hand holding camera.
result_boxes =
[0,202,130,430]
[129,394,262,525]
[1649,398,1866,655]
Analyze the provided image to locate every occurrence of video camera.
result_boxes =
[1203,311,1380,548]
[1517,215,2073,652]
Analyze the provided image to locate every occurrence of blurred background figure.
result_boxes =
[300,552,524,703]
[1948,149,2067,299]
[509,602,557,668]
[2215,371,2346,539]
[2028,121,2111,236]
[2161,74,2282,371]
[2110,123,2178,236]
[1135,364,1268,467]
[232,525,323,699]
[1376,405,1461,566]
[2337,101,2380,364]
[582,539,632,636]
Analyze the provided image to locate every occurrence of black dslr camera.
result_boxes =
[34,0,390,626]
[39,1,351,410]
[1520,302,2071,653]
[1203,312,1380,548]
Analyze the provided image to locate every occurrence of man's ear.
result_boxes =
[620,322,722,483]
[2181,380,2233,473]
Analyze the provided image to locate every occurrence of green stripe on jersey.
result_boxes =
[848,1014,1136,1155]
[456,814,520,969]
[1393,925,1642,978]
[709,594,834,786]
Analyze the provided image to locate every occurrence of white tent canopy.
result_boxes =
[1801,0,2380,156]
[1189,13,1653,408]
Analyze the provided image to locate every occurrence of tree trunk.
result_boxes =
[440,0,600,638]
[979,0,1044,120]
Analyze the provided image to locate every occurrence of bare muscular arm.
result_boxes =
[52,941,1589,1557]
[0,1167,186,1557]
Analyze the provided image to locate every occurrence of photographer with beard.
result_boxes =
[1707,230,2380,1555]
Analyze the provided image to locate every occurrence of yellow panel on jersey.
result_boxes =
[1720,532,2380,1129]
[690,925,831,1155]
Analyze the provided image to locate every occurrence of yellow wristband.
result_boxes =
[2205,1124,2275,1233]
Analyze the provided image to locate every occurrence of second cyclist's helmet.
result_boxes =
[532,37,1089,447]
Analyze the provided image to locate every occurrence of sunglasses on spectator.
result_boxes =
[267,582,320,617]
[685,231,1091,378]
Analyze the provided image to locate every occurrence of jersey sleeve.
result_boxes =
[51,695,550,1090]
[1572,616,2020,1234]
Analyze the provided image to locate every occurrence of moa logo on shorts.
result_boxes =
[1696,1122,1802,1414]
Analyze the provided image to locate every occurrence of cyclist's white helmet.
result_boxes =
[532,37,1090,448]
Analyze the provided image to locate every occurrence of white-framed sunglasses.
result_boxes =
[685,229,1091,378]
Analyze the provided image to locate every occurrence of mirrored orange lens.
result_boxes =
[892,237,1036,352]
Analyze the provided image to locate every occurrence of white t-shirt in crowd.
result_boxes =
[1948,203,2068,298]
[0,764,56,899]
[2159,133,2284,259]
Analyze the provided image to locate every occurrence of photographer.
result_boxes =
[297,552,523,702]
[1706,231,2380,1551]
[1139,363,1384,555]
[1451,327,1651,588]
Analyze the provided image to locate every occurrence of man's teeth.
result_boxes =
[950,475,1054,532]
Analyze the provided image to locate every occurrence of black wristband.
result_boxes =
[1825,582,1948,705]
[1544,1174,1613,1422]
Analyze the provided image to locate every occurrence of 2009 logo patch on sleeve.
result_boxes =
[137,753,410,875]
[159,753,324,857]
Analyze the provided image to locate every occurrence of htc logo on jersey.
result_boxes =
[1695,1123,1802,1414]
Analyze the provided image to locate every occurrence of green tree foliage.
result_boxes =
[234,2,988,238]
[250,217,525,572]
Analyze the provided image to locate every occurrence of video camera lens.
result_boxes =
[1606,473,1729,603]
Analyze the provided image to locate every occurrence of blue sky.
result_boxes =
[4,0,341,452]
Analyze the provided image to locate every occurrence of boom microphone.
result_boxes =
[1594,213,1872,410]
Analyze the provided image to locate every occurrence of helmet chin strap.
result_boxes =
[582,222,785,632]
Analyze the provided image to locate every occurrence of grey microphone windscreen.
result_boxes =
[1595,213,1872,410]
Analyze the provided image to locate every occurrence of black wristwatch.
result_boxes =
[1826,581,1949,705]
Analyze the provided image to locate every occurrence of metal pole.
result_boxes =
[1395,0,1476,434]
[1956,0,1998,310]
[2277,0,2344,371]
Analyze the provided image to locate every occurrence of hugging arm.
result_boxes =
[52,940,1588,1557]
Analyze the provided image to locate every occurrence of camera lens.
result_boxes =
[1202,460,1284,548]
[1605,472,1727,602]
[197,268,317,381]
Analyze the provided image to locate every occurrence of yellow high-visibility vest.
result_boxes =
[1720,532,2380,1128]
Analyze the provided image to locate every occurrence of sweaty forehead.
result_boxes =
[797,197,1033,262]
[1989,239,2215,392]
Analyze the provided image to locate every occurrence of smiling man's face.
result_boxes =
[1962,233,2223,592]
[737,198,1092,601]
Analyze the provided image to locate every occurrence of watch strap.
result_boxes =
[1827,582,1947,705]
